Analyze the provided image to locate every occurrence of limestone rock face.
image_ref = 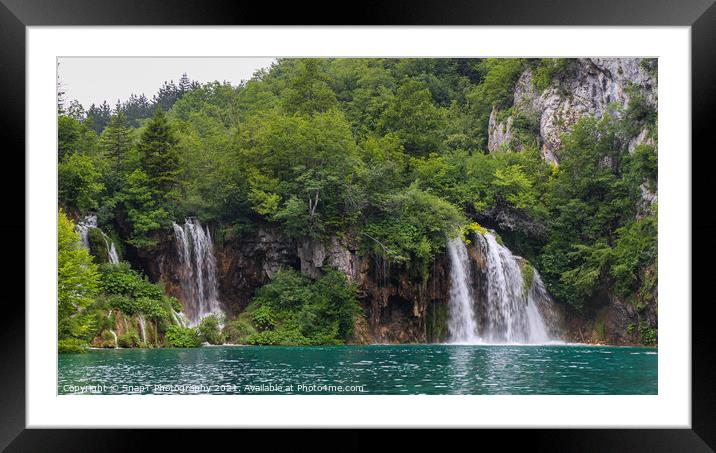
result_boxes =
[487,106,513,152]
[487,58,657,164]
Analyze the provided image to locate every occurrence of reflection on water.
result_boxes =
[58,344,657,395]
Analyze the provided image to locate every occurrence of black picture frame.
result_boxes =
[2,0,714,450]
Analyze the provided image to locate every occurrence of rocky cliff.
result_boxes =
[488,58,657,163]
[486,58,658,345]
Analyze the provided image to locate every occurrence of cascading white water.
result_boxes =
[138,315,146,344]
[479,232,559,343]
[172,218,224,326]
[446,232,560,344]
[75,215,97,249]
[75,214,119,264]
[107,242,119,265]
[447,238,480,343]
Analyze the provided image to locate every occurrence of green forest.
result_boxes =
[57,58,658,352]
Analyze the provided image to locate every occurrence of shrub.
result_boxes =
[198,314,224,345]
[243,268,359,345]
[251,305,277,332]
[58,338,88,354]
[107,294,140,315]
[166,325,201,348]
[222,319,257,344]
[118,331,140,348]
[101,330,117,348]
[137,296,170,320]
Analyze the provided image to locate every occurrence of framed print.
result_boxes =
[3,0,716,450]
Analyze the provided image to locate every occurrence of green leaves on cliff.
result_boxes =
[244,268,360,345]
[538,114,658,309]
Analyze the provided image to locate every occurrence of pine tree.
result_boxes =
[153,80,180,111]
[86,101,113,133]
[101,111,133,175]
[138,108,180,193]
[179,72,192,95]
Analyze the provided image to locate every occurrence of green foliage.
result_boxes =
[610,212,657,299]
[245,268,359,345]
[532,59,569,92]
[251,305,277,331]
[222,318,257,344]
[363,183,466,268]
[198,314,224,345]
[281,59,338,114]
[138,108,181,193]
[539,114,657,309]
[99,263,173,320]
[165,325,202,348]
[469,58,526,109]
[115,169,170,248]
[623,83,657,136]
[521,261,535,296]
[379,79,447,155]
[58,114,98,162]
[58,210,100,350]
[118,331,141,348]
[58,152,105,211]
[639,322,657,346]
[58,338,88,354]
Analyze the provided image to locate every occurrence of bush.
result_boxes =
[107,294,141,315]
[58,338,88,354]
[101,330,117,348]
[243,268,360,345]
[222,319,257,344]
[137,296,171,320]
[251,305,277,332]
[166,325,201,348]
[198,314,224,345]
[118,331,140,348]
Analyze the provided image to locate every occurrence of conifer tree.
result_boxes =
[138,107,180,194]
[101,111,133,175]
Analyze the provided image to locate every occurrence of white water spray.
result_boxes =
[172,218,224,326]
[446,238,480,343]
[446,232,560,344]
[138,315,146,344]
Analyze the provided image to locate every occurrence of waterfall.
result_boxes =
[109,329,118,348]
[477,233,559,343]
[446,232,561,345]
[75,215,97,249]
[138,315,146,344]
[172,218,224,326]
[107,242,119,265]
[75,214,120,264]
[447,238,480,343]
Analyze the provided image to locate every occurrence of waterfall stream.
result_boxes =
[138,315,146,344]
[172,218,224,326]
[446,238,480,343]
[447,232,560,344]
[76,215,119,265]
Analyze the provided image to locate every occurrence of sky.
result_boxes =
[58,57,277,108]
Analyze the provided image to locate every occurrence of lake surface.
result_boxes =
[58,344,657,395]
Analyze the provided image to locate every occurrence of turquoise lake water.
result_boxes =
[58,344,657,395]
